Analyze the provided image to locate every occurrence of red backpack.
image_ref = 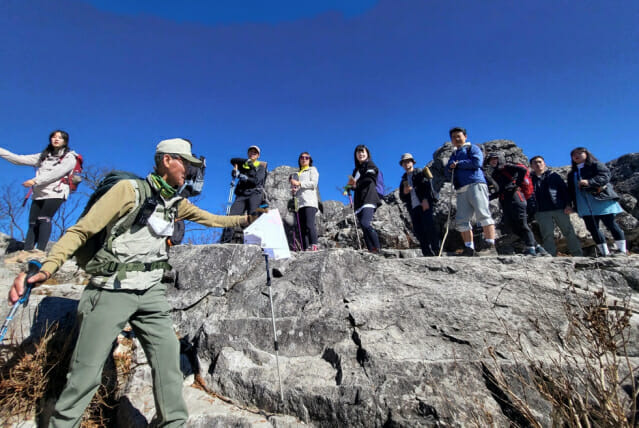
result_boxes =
[502,163,534,200]
[61,153,84,192]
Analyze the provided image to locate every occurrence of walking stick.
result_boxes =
[0,260,42,341]
[226,177,238,216]
[438,168,455,257]
[263,254,284,401]
[343,188,363,250]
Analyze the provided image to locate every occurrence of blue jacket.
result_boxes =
[446,144,486,189]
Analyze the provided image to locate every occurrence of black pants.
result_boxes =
[409,205,439,257]
[356,207,380,251]
[298,206,318,249]
[582,213,625,245]
[220,193,262,243]
[24,198,64,251]
[501,192,536,248]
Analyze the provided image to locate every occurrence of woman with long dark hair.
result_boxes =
[566,147,626,256]
[347,145,381,253]
[289,151,320,251]
[0,130,78,252]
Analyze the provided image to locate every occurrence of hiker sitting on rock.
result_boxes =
[220,145,267,243]
[398,153,439,257]
[486,152,549,256]
[347,144,381,253]
[529,155,583,257]
[8,138,251,427]
[566,147,627,257]
[0,130,78,258]
[445,127,496,256]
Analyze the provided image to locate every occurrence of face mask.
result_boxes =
[147,215,175,237]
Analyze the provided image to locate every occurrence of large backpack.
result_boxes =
[60,153,84,192]
[73,171,154,272]
[502,163,534,200]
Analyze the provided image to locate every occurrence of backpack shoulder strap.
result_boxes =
[105,179,153,253]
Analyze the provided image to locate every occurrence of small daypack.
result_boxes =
[376,169,385,198]
[61,153,84,192]
[502,163,534,200]
[73,171,154,273]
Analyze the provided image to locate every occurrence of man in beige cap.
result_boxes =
[8,138,250,427]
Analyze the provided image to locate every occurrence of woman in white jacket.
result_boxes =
[289,152,320,251]
[0,130,77,252]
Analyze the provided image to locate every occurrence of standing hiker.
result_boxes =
[220,145,267,243]
[445,127,497,256]
[567,147,626,256]
[8,138,250,427]
[0,130,78,255]
[398,153,439,257]
[289,151,320,251]
[347,145,381,253]
[486,152,549,256]
[529,155,583,256]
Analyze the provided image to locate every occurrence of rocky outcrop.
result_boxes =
[115,245,637,426]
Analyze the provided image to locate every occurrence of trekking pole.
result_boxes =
[263,254,284,401]
[438,168,455,257]
[0,260,42,342]
[345,189,363,250]
[226,177,238,216]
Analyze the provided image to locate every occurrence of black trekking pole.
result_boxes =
[343,188,363,250]
[0,260,42,342]
[263,253,284,401]
[438,168,455,257]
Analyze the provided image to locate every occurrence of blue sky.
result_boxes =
[0,0,637,237]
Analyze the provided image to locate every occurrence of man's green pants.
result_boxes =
[49,283,187,428]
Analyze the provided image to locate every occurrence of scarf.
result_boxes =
[150,173,177,199]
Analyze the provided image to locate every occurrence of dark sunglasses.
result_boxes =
[299,155,310,160]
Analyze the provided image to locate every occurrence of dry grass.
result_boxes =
[0,321,125,427]
[482,287,638,427]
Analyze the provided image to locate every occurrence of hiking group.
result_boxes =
[2,126,630,427]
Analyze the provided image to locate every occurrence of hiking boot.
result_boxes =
[461,247,476,257]
[534,245,551,257]
[476,244,497,256]
[523,247,536,256]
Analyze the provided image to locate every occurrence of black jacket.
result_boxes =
[490,163,528,202]
[567,160,619,207]
[399,169,436,208]
[230,158,267,197]
[352,160,380,210]
[531,170,569,212]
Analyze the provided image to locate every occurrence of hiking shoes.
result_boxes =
[461,247,477,257]
[523,247,536,256]
[535,245,551,257]
[609,249,628,257]
[476,244,497,256]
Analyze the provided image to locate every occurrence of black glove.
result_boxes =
[231,169,240,179]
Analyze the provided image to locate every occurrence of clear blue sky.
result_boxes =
[1,0,637,232]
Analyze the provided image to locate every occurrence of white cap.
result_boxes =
[248,145,261,155]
